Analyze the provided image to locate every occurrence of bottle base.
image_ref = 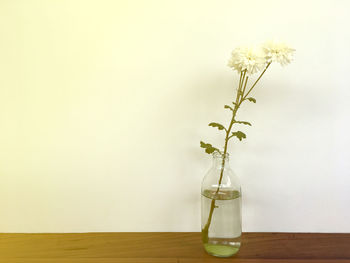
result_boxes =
[203,243,240,257]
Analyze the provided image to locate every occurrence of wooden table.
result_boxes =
[1,232,349,262]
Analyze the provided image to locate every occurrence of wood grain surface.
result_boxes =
[0,232,349,262]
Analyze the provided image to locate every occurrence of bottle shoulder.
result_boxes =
[201,167,241,192]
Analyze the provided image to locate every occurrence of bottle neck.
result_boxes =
[212,152,230,169]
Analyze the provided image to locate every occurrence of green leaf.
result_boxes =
[224,105,234,111]
[208,122,226,131]
[200,141,220,154]
[231,131,246,141]
[235,120,252,126]
[246,97,256,103]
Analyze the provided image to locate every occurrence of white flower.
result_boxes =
[227,46,266,75]
[263,40,295,66]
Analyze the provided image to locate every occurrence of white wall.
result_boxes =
[0,0,349,233]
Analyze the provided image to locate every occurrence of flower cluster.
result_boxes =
[228,40,295,75]
[263,40,295,66]
[228,47,266,75]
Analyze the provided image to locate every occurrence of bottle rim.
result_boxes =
[212,151,229,159]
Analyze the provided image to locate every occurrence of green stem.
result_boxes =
[202,82,243,243]
[236,70,246,105]
[242,76,249,99]
[202,63,271,243]
[243,62,271,100]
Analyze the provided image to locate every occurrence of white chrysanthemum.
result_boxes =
[227,46,266,75]
[263,40,295,66]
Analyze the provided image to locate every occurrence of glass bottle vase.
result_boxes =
[201,152,242,257]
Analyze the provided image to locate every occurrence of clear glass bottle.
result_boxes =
[201,152,242,257]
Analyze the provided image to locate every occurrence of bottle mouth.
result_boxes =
[212,151,229,159]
